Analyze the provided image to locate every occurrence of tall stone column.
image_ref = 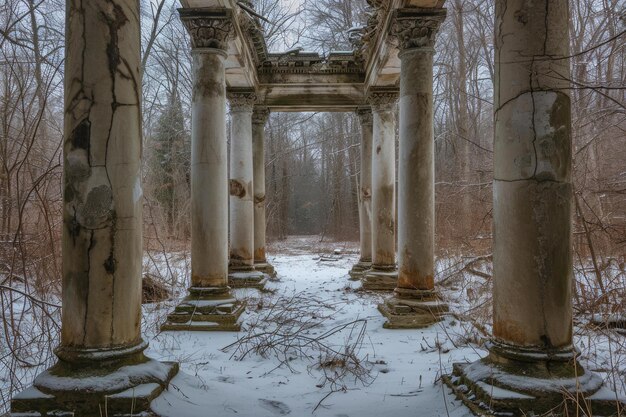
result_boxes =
[12,1,177,415]
[350,107,373,279]
[362,89,398,291]
[446,1,623,415]
[252,106,276,276]
[227,90,266,289]
[162,8,244,332]
[378,9,448,328]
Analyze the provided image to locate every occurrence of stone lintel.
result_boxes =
[179,8,234,51]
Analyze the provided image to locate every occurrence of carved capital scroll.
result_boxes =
[179,8,234,51]
[356,107,373,127]
[367,88,399,113]
[252,106,270,125]
[227,89,257,113]
[391,8,447,51]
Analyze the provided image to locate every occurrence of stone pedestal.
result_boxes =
[252,107,277,279]
[444,1,625,415]
[350,107,373,280]
[362,89,398,291]
[162,9,243,332]
[379,8,448,327]
[161,287,245,331]
[378,288,448,329]
[11,1,178,414]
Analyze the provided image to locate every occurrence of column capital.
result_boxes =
[356,106,373,127]
[179,8,234,52]
[227,88,257,113]
[391,8,447,52]
[367,88,399,113]
[252,106,270,125]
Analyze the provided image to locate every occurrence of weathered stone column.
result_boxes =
[350,107,373,279]
[378,8,448,328]
[252,106,276,276]
[162,8,244,332]
[12,1,178,415]
[227,90,266,289]
[363,89,398,291]
[446,1,624,415]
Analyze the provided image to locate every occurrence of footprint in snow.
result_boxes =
[258,399,291,415]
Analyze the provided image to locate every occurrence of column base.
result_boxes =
[228,270,269,289]
[348,260,372,280]
[362,266,398,291]
[161,287,244,331]
[11,343,178,417]
[378,288,448,329]
[443,342,626,417]
[254,262,277,280]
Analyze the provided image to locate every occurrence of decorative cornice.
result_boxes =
[356,107,373,127]
[367,88,398,112]
[252,106,270,125]
[179,8,234,51]
[391,8,447,51]
[228,89,257,112]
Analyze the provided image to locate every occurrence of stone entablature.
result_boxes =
[259,51,364,75]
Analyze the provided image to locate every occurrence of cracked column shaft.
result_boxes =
[362,90,398,290]
[358,108,373,264]
[61,0,144,354]
[188,29,232,288]
[371,94,397,270]
[396,9,446,293]
[229,90,257,271]
[492,0,573,353]
[252,107,270,265]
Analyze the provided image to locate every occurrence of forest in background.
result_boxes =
[0,0,624,411]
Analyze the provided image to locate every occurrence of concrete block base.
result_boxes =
[348,261,372,280]
[11,358,178,417]
[161,287,244,331]
[378,290,448,329]
[228,270,269,289]
[362,268,397,291]
[443,360,625,417]
[254,262,277,280]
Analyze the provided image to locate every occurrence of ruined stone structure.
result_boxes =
[11,0,625,416]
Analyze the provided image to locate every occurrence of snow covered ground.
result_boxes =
[144,237,478,417]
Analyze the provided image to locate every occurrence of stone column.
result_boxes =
[362,89,398,291]
[350,107,373,279]
[12,1,178,414]
[227,90,266,289]
[378,8,448,328]
[252,106,276,276]
[446,1,623,415]
[162,8,244,332]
